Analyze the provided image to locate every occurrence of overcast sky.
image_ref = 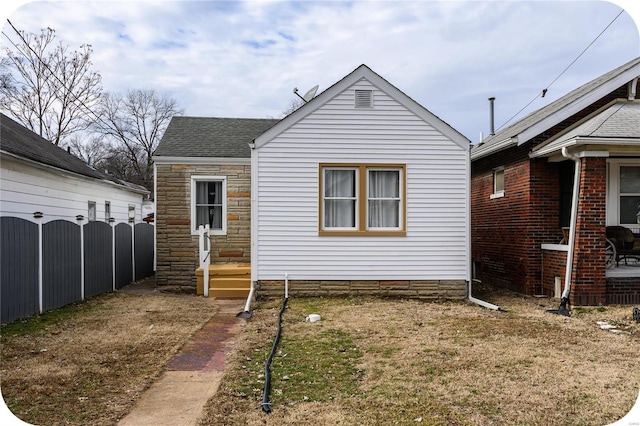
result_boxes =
[1,0,639,143]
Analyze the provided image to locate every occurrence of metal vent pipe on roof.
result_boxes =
[489,97,496,136]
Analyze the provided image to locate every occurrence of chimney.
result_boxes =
[488,97,495,136]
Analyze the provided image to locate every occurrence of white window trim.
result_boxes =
[366,167,403,231]
[606,159,640,228]
[322,167,359,231]
[190,175,227,236]
[490,167,505,199]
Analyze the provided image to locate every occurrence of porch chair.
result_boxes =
[605,226,640,266]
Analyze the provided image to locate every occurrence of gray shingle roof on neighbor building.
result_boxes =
[0,113,147,193]
[154,116,280,158]
[471,56,640,158]
[559,101,640,140]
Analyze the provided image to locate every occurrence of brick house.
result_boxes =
[153,117,278,287]
[471,56,640,306]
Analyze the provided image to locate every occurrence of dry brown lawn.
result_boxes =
[200,288,640,426]
[2,284,639,426]
[1,289,218,426]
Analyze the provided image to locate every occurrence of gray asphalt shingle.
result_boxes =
[154,116,280,158]
[1,113,147,193]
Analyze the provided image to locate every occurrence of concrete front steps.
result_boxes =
[196,263,250,298]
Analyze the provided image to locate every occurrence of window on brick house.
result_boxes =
[490,167,505,199]
[191,176,227,235]
[619,166,640,225]
[607,160,640,228]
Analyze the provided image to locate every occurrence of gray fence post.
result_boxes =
[129,218,135,283]
[34,212,44,314]
[76,215,85,300]
[110,218,116,291]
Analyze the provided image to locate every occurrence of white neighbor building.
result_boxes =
[1,113,148,224]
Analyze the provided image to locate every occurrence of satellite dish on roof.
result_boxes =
[293,85,319,103]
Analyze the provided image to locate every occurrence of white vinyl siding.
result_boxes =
[0,156,145,223]
[254,79,469,281]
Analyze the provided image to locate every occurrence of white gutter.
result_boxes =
[559,147,581,310]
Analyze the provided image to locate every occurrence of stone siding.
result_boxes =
[155,163,251,287]
[256,279,468,300]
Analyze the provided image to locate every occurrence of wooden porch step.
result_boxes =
[196,263,251,297]
[209,277,251,289]
[208,263,251,277]
[208,287,251,298]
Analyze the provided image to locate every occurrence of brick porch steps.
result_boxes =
[196,263,250,299]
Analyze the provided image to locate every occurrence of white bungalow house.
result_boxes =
[0,113,149,223]
[251,65,471,298]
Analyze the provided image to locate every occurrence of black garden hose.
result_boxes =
[262,296,288,413]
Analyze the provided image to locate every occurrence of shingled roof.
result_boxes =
[471,56,640,160]
[154,116,280,158]
[0,113,147,193]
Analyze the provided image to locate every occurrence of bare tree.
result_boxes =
[94,89,183,190]
[282,97,305,117]
[64,134,113,169]
[1,27,102,145]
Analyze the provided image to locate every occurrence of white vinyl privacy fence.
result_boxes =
[1,216,154,324]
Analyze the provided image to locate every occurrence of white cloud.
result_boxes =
[1,0,639,141]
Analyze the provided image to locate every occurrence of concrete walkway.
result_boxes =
[117,281,246,426]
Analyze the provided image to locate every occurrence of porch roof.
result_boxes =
[530,100,640,159]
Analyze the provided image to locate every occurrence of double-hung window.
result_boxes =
[191,176,226,235]
[320,164,405,235]
[618,166,640,225]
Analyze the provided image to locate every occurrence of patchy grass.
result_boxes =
[1,290,219,426]
[199,291,640,426]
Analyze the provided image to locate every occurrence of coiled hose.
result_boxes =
[262,296,289,413]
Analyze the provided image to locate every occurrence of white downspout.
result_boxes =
[560,147,581,311]
[241,143,258,315]
[467,148,500,311]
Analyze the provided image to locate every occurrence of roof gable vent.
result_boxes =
[354,89,373,108]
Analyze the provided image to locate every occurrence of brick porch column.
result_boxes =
[571,157,607,305]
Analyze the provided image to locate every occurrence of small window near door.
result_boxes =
[105,201,111,222]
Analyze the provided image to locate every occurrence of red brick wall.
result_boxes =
[606,278,640,304]
[541,249,567,297]
[571,157,607,305]
[472,145,564,295]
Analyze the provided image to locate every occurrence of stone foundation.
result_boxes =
[256,279,468,299]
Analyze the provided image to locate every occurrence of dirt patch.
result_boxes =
[199,291,640,425]
[1,290,218,426]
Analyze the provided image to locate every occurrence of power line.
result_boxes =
[496,8,625,132]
